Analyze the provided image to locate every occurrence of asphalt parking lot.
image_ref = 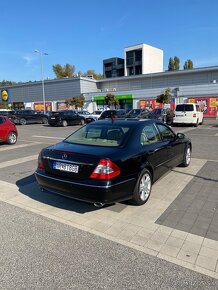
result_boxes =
[0,120,218,287]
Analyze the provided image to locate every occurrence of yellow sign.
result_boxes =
[1,90,8,101]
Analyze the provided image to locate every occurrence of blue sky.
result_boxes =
[1,0,218,82]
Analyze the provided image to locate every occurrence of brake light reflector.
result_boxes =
[38,152,45,169]
[90,159,120,179]
[193,113,196,118]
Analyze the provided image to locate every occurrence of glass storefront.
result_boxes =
[94,94,133,110]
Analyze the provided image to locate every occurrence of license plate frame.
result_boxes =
[53,161,79,173]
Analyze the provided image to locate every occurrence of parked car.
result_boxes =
[85,110,103,123]
[0,110,16,123]
[0,115,18,144]
[35,119,192,207]
[173,103,204,127]
[14,110,48,125]
[141,108,174,125]
[77,110,91,121]
[98,109,127,120]
[125,109,148,118]
[48,110,86,127]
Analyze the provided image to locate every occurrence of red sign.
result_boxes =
[188,97,218,117]
[140,99,175,110]
[34,102,52,112]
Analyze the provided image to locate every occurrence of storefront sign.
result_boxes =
[188,97,218,117]
[1,89,11,103]
[34,102,52,112]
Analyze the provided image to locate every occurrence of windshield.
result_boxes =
[65,124,131,147]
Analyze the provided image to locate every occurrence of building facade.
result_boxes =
[1,66,218,118]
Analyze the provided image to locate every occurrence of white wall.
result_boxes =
[142,44,163,74]
[124,43,163,76]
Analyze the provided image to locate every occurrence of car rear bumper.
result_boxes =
[35,170,136,204]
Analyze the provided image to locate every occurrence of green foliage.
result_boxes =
[184,59,194,70]
[174,56,180,70]
[84,69,103,79]
[53,64,75,78]
[168,56,180,71]
[65,95,85,109]
[105,93,119,107]
[168,57,174,71]
[0,80,14,86]
[156,88,172,104]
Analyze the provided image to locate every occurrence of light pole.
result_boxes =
[34,49,48,114]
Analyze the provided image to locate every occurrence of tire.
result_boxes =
[20,118,27,125]
[131,168,152,205]
[194,119,199,127]
[62,120,68,127]
[7,132,17,145]
[180,145,191,167]
[80,119,85,125]
[42,117,48,124]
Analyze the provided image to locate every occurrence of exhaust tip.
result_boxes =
[94,202,105,208]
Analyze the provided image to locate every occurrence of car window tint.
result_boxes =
[156,124,175,140]
[140,124,160,145]
[65,125,130,147]
[0,117,5,124]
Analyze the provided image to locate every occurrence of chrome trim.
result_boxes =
[35,171,135,189]
[42,156,93,166]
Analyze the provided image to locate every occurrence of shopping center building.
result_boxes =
[1,43,218,118]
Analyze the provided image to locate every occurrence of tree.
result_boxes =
[174,56,180,70]
[65,95,85,109]
[53,64,75,78]
[156,88,172,104]
[168,57,174,71]
[184,59,194,70]
[168,56,180,71]
[105,93,119,108]
[0,80,14,86]
[84,69,103,80]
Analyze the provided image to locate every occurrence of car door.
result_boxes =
[140,123,170,181]
[155,123,184,168]
[0,117,7,141]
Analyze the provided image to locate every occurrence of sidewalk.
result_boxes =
[0,157,218,279]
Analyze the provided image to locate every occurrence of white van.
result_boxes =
[173,103,204,127]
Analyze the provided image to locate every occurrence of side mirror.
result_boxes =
[176,133,185,139]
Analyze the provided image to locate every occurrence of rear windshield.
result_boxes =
[176,104,194,111]
[65,124,131,147]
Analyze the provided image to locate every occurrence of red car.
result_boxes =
[0,115,18,145]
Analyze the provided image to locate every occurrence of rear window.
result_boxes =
[176,104,194,112]
[65,124,130,147]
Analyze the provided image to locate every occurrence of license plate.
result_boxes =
[51,117,56,119]
[53,162,79,173]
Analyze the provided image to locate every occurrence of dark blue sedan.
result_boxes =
[35,119,191,206]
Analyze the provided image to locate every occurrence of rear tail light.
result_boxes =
[38,152,45,169]
[193,113,196,118]
[90,159,120,179]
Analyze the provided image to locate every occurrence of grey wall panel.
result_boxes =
[80,79,98,93]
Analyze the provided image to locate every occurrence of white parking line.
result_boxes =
[0,143,43,152]
[32,135,63,140]
[0,155,38,169]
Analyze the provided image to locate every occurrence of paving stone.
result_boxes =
[165,236,184,248]
[156,161,218,241]
[206,231,218,241]
[181,240,202,254]
[177,249,198,264]
[195,255,217,271]
[159,244,180,258]
[200,246,218,259]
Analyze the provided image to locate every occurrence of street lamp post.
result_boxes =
[34,50,48,114]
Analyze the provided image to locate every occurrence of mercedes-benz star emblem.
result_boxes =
[62,154,68,159]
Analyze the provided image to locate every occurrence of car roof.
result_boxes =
[88,118,158,127]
